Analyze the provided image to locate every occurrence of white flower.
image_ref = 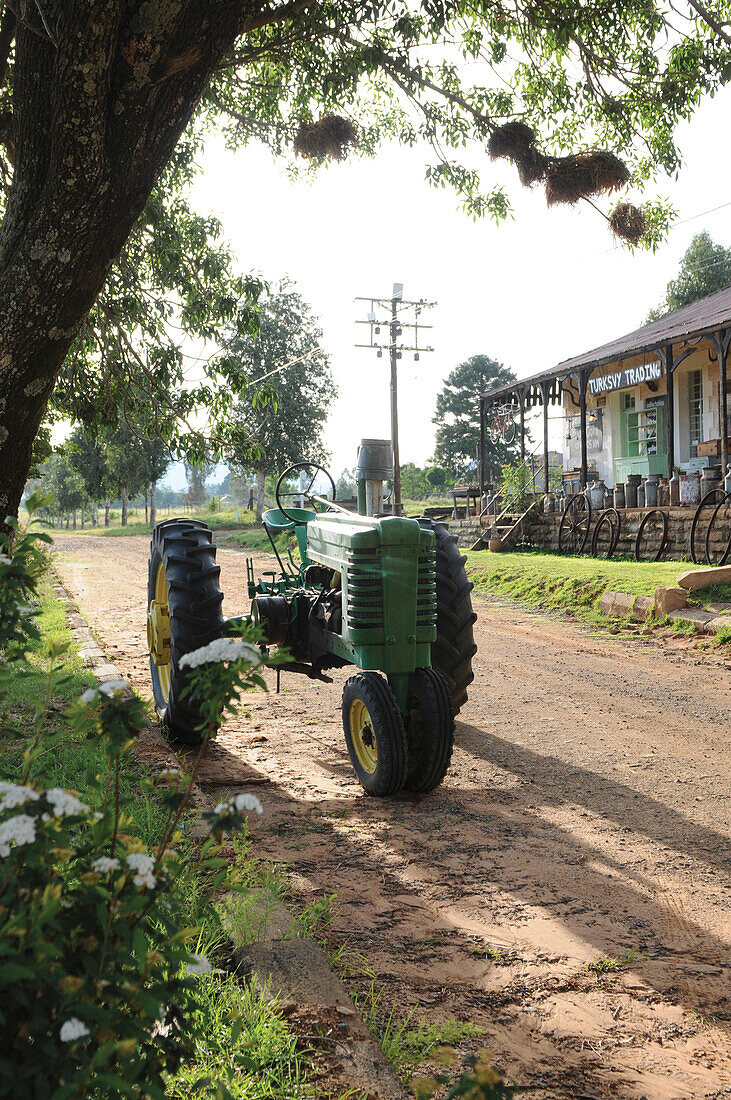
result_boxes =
[60,1018,90,1043]
[92,856,121,874]
[158,767,181,779]
[213,792,263,817]
[0,782,40,811]
[179,638,263,669]
[126,851,156,890]
[0,814,36,856]
[80,679,128,704]
[0,552,12,565]
[185,953,213,975]
[45,788,89,817]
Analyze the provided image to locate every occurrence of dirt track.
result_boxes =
[54,534,731,1099]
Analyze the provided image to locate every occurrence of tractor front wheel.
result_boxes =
[405,668,455,793]
[342,672,408,796]
[147,519,224,744]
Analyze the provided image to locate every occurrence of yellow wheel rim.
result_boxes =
[349,698,378,774]
[147,562,171,702]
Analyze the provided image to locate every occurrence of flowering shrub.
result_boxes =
[0,495,272,1097]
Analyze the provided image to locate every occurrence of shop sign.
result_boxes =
[588,360,663,396]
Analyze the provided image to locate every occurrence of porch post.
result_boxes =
[718,331,729,482]
[579,370,588,488]
[479,396,486,499]
[665,343,675,481]
[519,389,526,464]
[541,381,549,493]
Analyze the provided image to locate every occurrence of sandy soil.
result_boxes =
[53,533,731,1099]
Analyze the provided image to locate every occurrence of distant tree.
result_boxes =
[336,467,357,500]
[40,453,85,529]
[648,232,731,320]
[425,466,451,491]
[184,461,214,510]
[227,282,337,521]
[399,463,430,501]
[67,428,112,527]
[106,428,152,527]
[433,356,519,480]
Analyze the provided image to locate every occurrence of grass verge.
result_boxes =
[0,575,328,1098]
[464,549,731,637]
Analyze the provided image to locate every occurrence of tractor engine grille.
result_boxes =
[416,548,437,629]
[346,548,383,631]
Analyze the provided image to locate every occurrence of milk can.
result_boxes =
[626,474,641,509]
[670,474,680,506]
[701,466,721,497]
[679,471,701,506]
[658,477,669,507]
[645,474,659,507]
[614,483,626,509]
[588,480,606,510]
[637,481,645,508]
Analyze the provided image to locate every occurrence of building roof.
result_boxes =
[483,284,731,402]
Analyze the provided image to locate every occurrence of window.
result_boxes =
[688,370,703,458]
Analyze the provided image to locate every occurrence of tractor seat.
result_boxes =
[262,507,316,531]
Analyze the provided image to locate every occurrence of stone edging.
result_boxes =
[53,571,407,1100]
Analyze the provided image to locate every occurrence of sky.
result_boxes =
[165,82,731,490]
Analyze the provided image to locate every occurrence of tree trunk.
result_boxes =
[80,503,85,529]
[256,466,266,522]
[72,510,76,529]
[104,500,110,527]
[121,488,128,528]
[92,502,97,527]
[66,513,70,529]
[144,490,148,524]
[0,2,266,526]
[149,480,157,529]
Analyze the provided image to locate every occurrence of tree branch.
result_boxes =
[686,0,731,45]
[241,0,316,35]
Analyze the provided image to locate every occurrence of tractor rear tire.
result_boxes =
[418,518,477,715]
[405,667,455,793]
[148,519,224,745]
[342,672,408,796]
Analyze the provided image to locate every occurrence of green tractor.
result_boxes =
[146,441,476,796]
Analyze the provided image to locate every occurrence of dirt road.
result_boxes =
[53,534,731,1099]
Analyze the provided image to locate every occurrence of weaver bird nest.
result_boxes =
[293,115,358,161]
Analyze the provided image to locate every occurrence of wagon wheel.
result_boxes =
[558,494,592,554]
[502,414,517,445]
[690,489,726,564]
[591,508,620,559]
[704,492,731,567]
[635,508,668,562]
[488,414,502,445]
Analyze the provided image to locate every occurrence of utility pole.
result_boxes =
[355,283,435,514]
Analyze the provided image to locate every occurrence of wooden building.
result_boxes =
[480,286,731,495]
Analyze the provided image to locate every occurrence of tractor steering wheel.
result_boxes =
[275,462,337,523]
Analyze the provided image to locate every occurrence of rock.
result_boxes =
[670,609,715,633]
[633,595,654,621]
[708,616,731,634]
[677,565,731,591]
[653,586,687,616]
[599,591,636,618]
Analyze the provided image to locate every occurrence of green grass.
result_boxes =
[585,950,641,974]
[353,980,483,1084]
[0,576,328,1098]
[464,548,731,632]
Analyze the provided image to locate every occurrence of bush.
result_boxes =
[0,492,270,1098]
